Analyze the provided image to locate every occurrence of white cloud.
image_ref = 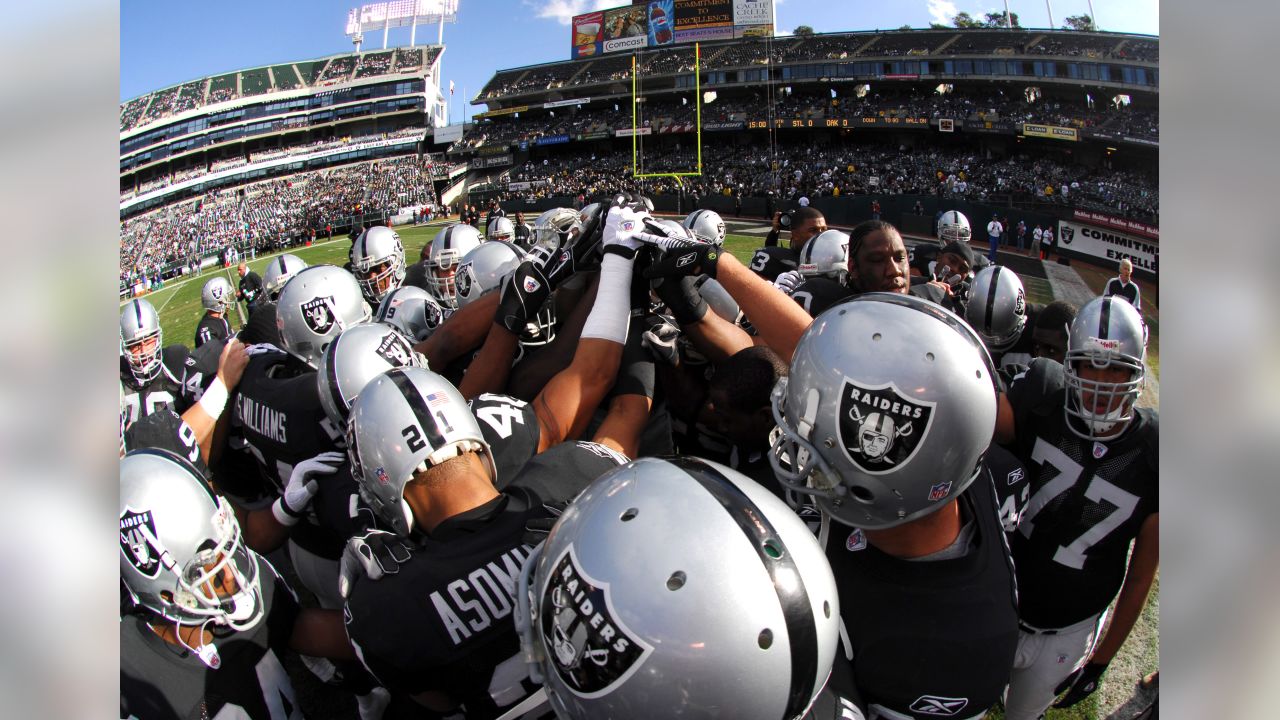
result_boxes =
[526,0,617,26]
[927,0,959,25]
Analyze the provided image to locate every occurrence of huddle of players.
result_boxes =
[119,197,1157,720]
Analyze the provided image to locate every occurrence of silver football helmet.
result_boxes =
[120,449,264,632]
[276,265,372,369]
[965,265,1027,353]
[352,226,407,305]
[201,276,234,313]
[797,229,850,285]
[427,224,486,308]
[346,367,496,536]
[1063,296,1147,440]
[317,323,427,426]
[682,208,726,246]
[532,207,581,262]
[375,285,446,343]
[262,253,308,301]
[516,456,839,720]
[770,293,998,529]
[455,241,525,308]
[487,216,515,243]
[121,298,163,383]
[937,210,972,246]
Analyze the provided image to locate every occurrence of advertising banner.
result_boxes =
[615,127,653,137]
[432,124,463,144]
[1021,123,1079,141]
[675,26,734,41]
[746,116,929,129]
[733,0,772,26]
[476,154,513,168]
[474,105,528,119]
[571,11,604,59]
[579,131,613,140]
[543,97,591,109]
[1056,220,1159,275]
[675,0,732,29]
[1071,210,1159,241]
[704,121,745,131]
[734,23,773,38]
[602,5,650,53]
[534,134,571,146]
[646,0,675,46]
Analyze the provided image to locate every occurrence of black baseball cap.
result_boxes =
[939,241,975,267]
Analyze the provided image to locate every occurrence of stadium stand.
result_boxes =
[272,64,303,90]
[318,55,357,84]
[240,68,272,97]
[394,47,423,72]
[354,51,395,78]
[207,73,239,104]
[858,31,954,56]
[938,30,1027,56]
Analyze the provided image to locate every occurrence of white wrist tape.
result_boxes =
[271,497,301,527]
[581,253,633,344]
[198,377,229,419]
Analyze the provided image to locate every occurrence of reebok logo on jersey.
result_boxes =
[300,295,336,334]
[541,545,652,698]
[908,695,969,716]
[1007,467,1025,486]
[120,507,160,579]
[838,380,935,475]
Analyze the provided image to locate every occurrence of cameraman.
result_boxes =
[750,207,828,282]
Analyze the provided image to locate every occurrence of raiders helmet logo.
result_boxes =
[374,332,413,367]
[301,296,336,334]
[456,264,474,299]
[424,301,443,329]
[1014,288,1026,316]
[838,380,935,475]
[119,507,160,579]
[541,546,652,698]
[1059,226,1075,244]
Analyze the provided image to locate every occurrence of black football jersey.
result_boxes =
[469,393,541,488]
[232,348,347,559]
[1004,358,1159,628]
[790,277,853,318]
[908,243,939,276]
[826,478,1020,720]
[343,441,622,715]
[120,554,303,720]
[195,313,232,349]
[123,409,208,476]
[746,245,798,283]
[121,345,194,428]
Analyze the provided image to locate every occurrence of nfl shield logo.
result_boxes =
[928,480,953,502]
[523,276,541,294]
[1093,442,1108,459]
[375,467,390,485]
[845,528,867,552]
[301,295,336,334]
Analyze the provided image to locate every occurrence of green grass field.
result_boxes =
[129,220,1157,720]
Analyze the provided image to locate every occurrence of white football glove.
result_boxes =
[773,270,804,296]
[602,206,650,253]
[338,529,414,599]
[271,451,345,526]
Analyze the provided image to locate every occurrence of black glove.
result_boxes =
[643,244,722,280]
[542,219,603,287]
[641,317,682,366]
[653,275,709,325]
[522,500,569,546]
[1054,661,1108,708]
[496,260,552,335]
[338,529,414,599]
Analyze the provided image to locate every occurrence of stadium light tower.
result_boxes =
[345,0,459,50]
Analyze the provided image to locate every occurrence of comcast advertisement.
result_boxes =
[571,0,772,57]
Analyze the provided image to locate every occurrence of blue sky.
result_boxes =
[121,0,1159,114]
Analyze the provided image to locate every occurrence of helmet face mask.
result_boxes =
[427,224,485,308]
[121,299,164,383]
[938,210,972,247]
[353,227,407,305]
[120,450,265,633]
[1062,296,1147,439]
[768,293,997,529]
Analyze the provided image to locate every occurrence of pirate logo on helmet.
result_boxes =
[119,507,160,579]
[838,380,935,474]
[540,546,652,698]
[301,296,336,334]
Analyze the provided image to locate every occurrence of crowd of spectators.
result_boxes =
[119,156,437,285]
[394,48,424,72]
[319,56,358,84]
[355,51,395,78]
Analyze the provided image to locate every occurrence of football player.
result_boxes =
[120,450,355,720]
[261,253,307,302]
[747,207,828,282]
[994,296,1158,720]
[778,228,852,318]
[487,215,516,243]
[425,223,485,308]
[120,298,201,427]
[964,265,1034,382]
[350,226,407,306]
[196,277,234,348]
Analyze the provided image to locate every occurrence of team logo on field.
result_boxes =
[845,528,866,552]
[374,332,414,367]
[908,695,969,716]
[1007,467,1025,486]
[1093,442,1109,459]
[120,507,160,579]
[541,545,652,698]
[1059,226,1075,245]
[456,263,474,299]
[928,480,953,502]
[838,380,935,474]
[301,296,336,334]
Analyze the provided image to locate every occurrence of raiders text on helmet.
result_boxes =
[770,293,998,528]
[516,456,839,720]
[275,265,372,369]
